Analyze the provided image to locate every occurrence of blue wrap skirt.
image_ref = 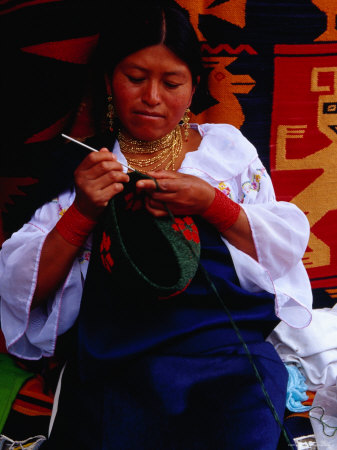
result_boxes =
[46,218,289,449]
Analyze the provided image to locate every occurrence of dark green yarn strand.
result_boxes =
[109,170,199,295]
[115,170,292,444]
[164,206,292,446]
[309,406,337,437]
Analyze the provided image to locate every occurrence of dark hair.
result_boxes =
[97,0,203,85]
[87,0,206,141]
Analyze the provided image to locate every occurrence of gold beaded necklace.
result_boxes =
[118,125,183,172]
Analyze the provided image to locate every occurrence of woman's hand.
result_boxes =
[137,170,258,261]
[33,149,129,306]
[74,148,129,220]
[136,170,215,217]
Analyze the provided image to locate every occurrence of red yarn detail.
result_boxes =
[100,231,114,273]
[201,188,241,233]
[56,204,97,247]
[158,279,192,300]
[171,216,200,243]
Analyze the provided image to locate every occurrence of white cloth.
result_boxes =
[267,304,337,390]
[0,123,312,359]
[309,384,337,449]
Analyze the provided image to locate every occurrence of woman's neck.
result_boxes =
[118,125,201,173]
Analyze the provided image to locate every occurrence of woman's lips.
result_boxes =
[134,110,164,118]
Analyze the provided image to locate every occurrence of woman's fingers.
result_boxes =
[74,148,130,218]
[75,148,129,190]
[76,155,127,182]
[136,171,179,192]
[138,171,214,216]
[146,170,177,180]
[87,168,129,190]
[90,182,126,207]
[144,197,168,217]
[75,148,113,171]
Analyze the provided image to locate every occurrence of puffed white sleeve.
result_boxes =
[180,124,312,329]
[224,158,312,328]
[0,190,89,360]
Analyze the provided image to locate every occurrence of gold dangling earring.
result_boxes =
[107,95,115,133]
[182,108,190,141]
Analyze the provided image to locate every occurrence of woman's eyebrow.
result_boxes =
[123,64,188,78]
[164,71,188,78]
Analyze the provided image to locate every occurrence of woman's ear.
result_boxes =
[189,76,200,104]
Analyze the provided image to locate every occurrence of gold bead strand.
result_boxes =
[118,125,183,173]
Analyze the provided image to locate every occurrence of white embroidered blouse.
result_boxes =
[0,123,313,359]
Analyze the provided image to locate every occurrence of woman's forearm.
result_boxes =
[221,208,258,261]
[32,151,130,308]
[200,187,258,261]
[31,227,83,308]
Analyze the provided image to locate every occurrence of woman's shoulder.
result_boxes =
[196,122,243,136]
[197,123,256,153]
[182,123,259,181]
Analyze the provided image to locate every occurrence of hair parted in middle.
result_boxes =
[97,0,203,86]
[89,0,207,138]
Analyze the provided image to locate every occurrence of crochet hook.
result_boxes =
[61,133,136,172]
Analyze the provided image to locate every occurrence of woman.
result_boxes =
[0,1,312,448]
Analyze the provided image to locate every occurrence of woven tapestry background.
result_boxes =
[1,0,337,307]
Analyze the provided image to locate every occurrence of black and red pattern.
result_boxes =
[96,171,200,298]
[100,231,114,273]
[171,216,200,244]
[124,192,143,212]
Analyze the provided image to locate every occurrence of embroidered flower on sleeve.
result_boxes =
[240,167,267,202]
[58,207,67,217]
[257,167,267,178]
[56,199,68,217]
[218,182,233,199]
[242,181,252,195]
[51,197,67,217]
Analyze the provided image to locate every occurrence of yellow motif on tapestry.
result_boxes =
[176,1,253,128]
[275,67,337,269]
[191,56,255,128]
[326,287,337,298]
[176,0,247,41]
[312,0,337,41]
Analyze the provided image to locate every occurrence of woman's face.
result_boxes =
[109,44,195,141]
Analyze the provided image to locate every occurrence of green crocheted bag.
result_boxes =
[98,171,200,299]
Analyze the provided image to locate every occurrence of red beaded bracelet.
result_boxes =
[56,203,97,247]
[201,187,241,234]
